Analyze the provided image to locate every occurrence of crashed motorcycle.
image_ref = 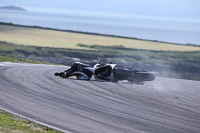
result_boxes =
[93,63,155,84]
[54,62,94,80]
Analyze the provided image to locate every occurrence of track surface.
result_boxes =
[0,62,200,133]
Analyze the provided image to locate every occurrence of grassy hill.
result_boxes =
[1,22,200,51]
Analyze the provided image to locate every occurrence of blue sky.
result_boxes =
[0,0,199,18]
[0,0,200,16]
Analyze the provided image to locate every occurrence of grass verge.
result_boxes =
[0,110,61,133]
[0,56,55,65]
[0,56,39,63]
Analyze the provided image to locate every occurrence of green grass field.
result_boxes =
[1,23,200,51]
[0,110,60,133]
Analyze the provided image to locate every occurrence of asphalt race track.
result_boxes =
[0,62,200,133]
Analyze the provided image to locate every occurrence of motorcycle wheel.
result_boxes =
[94,65,112,79]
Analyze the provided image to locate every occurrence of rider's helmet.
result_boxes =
[72,62,81,67]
